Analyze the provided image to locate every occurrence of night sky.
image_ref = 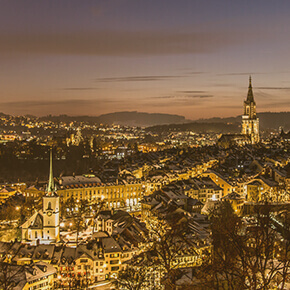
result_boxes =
[0,0,290,119]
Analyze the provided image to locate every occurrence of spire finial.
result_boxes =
[47,148,54,195]
[246,76,254,102]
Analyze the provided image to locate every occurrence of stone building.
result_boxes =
[21,151,60,245]
[57,175,142,212]
[241,76,260,143]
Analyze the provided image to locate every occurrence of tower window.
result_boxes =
[47,202,52,210]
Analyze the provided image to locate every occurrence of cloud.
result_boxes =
[96,75,181,82]
[0,99,114,108]
[217,72,265,76]
[149,98,212,108]
[0,29,265,57]
[0,98,121,116]
[256,87,290,90]
[153,95,213,99]
[186,72,207,75]
[211,83,235,87]
[259,100,290,108]
[215,105,240,109]
[255,90,275,99]
[176,68,207,74]
[176,90,207,94]
[60,87,98,91]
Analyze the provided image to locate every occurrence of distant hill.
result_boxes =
[196,112,290,131]
[98,111,187,126]
[39,111,187,126]
[0,112,9,117]
[2,111,289,130]
[146,112,290,133]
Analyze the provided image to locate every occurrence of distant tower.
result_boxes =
[242,76,260,143]
[42,149,60,244]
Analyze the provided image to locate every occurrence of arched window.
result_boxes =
[47,202,52,210]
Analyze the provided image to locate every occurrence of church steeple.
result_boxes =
[242,76,259,144]
[42,148,60,244]
[246,75,254,102]
[46,149,56,196]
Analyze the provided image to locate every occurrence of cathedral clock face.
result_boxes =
[47,211,52,217]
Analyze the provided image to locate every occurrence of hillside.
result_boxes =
[98,111,187,126]
[39,111,187,126]
[197,112,290,131]
[1,111,289,130]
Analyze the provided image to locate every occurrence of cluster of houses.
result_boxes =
[1,208,149,288]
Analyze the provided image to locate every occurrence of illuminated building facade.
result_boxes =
[21,151,60,245]
[58,175,142,212]
[242,76,260,143]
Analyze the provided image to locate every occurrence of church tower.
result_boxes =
[42,149,60,244]
[242,76,259,143]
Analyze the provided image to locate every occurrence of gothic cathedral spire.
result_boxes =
[247,75,254,102]
[242,77,260,143]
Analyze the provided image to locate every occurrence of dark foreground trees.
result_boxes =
[115,201,290,290]
[115,211,198,290]
[113,265,150,290]
[193,201,290,290]
[0,260,25,290]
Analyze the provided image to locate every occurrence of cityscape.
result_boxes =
[0,1,290,290]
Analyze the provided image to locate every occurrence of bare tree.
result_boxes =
[63,197,90,245]
[146,212,197,290]
[195,201,290,290]
[0,262,25,290]
[0,249,25,290]
[113,265,150,290]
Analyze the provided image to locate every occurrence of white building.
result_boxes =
[21,150,60,245]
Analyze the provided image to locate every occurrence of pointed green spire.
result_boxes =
[47,149,55,195]
[246,75,254,102]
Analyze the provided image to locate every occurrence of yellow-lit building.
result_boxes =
[245,176,283,202]
[23,185,44,200]
[72,239,136,284]
[58,175,143,211]
[138,143,158,153]
[0,262,56,290]
[202,170,234,198]
[21,151,60,245]
[0,186,17,204]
